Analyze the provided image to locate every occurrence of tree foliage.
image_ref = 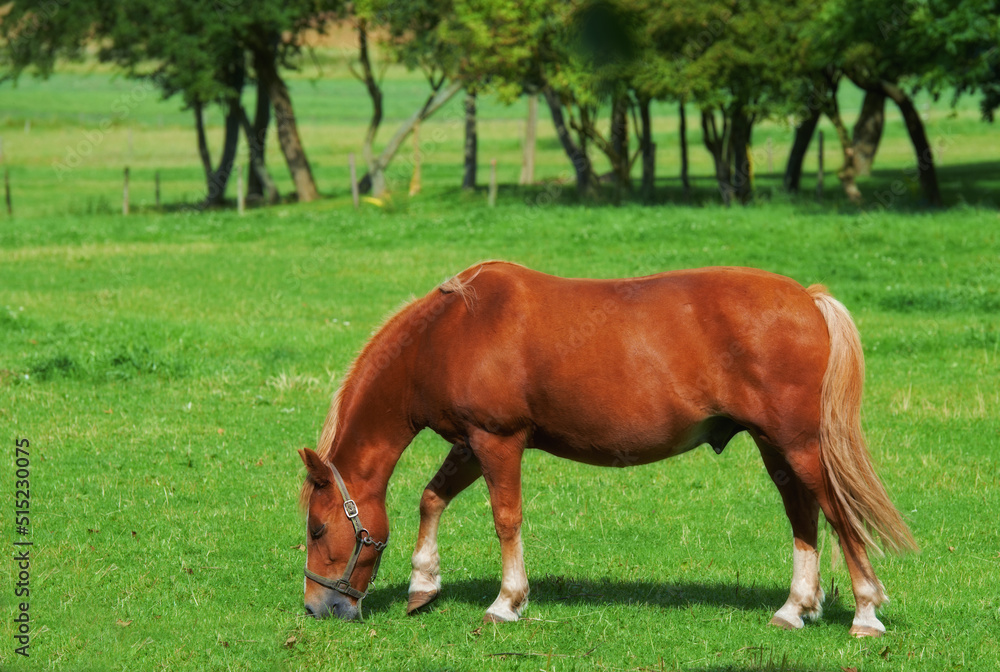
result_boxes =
[2,0,994,208]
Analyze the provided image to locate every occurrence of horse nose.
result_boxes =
[331,598,360,621]
[304,593,358,620]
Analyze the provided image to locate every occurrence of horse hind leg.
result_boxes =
[757,441,826,630]
[769,438,893,637]
[407,441,483,614]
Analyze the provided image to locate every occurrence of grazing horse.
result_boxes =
[298,262,916,636]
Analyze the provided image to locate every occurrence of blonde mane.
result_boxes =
[297,261,519,510]
[298,296,420,510]
[298,265,483,509]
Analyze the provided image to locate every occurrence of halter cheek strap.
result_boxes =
[304,461,389,601]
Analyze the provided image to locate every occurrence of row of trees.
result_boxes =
[3,0,997,208]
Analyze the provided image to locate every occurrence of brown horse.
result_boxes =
[298,261,916,636]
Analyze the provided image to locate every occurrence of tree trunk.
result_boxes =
[355,20,384,195]
[610,94,630,194]
[203,99,242,207]
[638,95,654,201]
[462,91,477,190]
[194,101,213,192]
[882,81,942,207]
[701,109,732,206]
[543,86,597,199]
[254,43,319,203]
[246,77,274,202]
[852,89,885,176]
[239,106,279,205]
[361,79,463,197]
[730,107,754,204]
[194,55,245,209]
[784,108,821,192]
[679,101,690,201]
[519,94,538,185]
[821,89,862,203]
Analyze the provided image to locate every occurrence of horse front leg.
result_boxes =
[408,441,482,614]
[468,427,529,623]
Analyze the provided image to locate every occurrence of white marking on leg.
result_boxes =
[850,578,887,636]
[773,542,824,629]
[409,495,443,597]
[485,533,528,622]
[409,537,442,595]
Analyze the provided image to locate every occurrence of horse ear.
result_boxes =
[298,448,331,488]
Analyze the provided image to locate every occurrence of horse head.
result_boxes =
[299,448,389,620]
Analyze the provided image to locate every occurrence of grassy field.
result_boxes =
[1,57,999,671]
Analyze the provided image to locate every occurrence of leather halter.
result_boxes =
[304,461,389,601]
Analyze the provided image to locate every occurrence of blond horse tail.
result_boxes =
[808,285,918,556]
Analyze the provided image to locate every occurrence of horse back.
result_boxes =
[415,262,830,461]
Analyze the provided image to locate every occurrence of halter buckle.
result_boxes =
[343,499,359,519]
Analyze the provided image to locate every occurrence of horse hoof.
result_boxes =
[406,590,439,615]
[849,624,883,638]
[769,615,802,631]
[483,611,517,624]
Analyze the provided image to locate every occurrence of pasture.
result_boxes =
[1,63,999,671]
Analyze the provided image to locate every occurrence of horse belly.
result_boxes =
[524,377,720,467]
[528,413,728,467]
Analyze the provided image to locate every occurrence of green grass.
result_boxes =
[1,57,999,671]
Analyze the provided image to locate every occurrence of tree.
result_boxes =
[353,0,465,196]
[921,0,1000,122]
[2,0,323,205]
[244,16,320,203]
[633,0,813,205]
[813,0,949,206]
[783,68,862,202]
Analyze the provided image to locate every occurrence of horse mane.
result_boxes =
[298,262,512,511]
[298,296,420,510]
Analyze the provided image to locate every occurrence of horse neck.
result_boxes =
[331,387,414,504]
[328,305,426,503]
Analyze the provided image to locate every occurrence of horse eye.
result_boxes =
[310,523,327,540]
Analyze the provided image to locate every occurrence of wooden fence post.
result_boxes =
[123,167,130,216]
[488,158,498,207]
[409,123,421,197]
[4,169,11,217]
[155,171,161,208]
[349,153,360,210]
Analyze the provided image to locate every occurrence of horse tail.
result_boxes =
[807,285,918,556]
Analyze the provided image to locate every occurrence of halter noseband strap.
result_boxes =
[304,461,389,601]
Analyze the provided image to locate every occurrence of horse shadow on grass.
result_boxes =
[362,574,861,631]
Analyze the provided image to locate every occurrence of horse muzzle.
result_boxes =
[305,590,360,620]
